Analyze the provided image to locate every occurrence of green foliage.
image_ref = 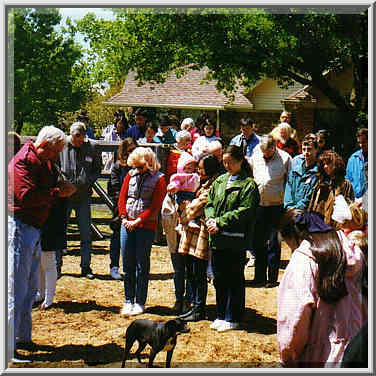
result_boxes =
[10,8,91,134]
[57,81,130,138]
[76,8,367,126]
[20,122,41,136]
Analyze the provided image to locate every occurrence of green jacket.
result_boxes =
[204,170,260,250]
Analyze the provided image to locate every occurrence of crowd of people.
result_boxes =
[7,109,368,367]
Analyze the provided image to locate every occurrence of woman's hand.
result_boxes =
[122,217,142,231]
[206,218,219,234]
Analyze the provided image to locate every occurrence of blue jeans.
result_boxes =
[120,227,155,306]
[8,216,41,355]
[267,230,281,283]
[66,198,92,269]
[186,256,208,309]
[170,253,192,303]
[254,205,283,283]
[110,229,121,269]
[211,249,246,322]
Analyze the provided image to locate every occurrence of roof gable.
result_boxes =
[105,68,253,110]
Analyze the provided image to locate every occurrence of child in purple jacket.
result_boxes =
[167,152,200,231]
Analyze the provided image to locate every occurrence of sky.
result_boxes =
[59,7,115,23]
[58,8,116,47]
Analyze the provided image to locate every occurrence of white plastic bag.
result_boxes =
[161,193,177,219]
[331,194,352,223]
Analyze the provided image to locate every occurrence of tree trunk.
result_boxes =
[15,115,24,135]
[311,73,359,126]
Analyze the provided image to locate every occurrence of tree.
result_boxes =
[76,8,368,130]
[9,8,91,134]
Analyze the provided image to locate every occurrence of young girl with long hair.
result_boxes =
[277,209,367,367]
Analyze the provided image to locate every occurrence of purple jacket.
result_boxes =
[277,230,367,367]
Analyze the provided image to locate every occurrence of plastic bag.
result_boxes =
[331,194,352,223]
[161,193,178,219]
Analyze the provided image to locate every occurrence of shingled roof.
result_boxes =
[104,68,253,110]
[282,85,317,104]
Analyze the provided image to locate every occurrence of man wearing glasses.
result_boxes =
[60,122,102,279]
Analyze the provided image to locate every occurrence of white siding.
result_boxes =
[249,79,305,111]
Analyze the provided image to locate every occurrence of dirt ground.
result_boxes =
[10,232,291,369]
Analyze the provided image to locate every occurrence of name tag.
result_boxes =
[85,156,93,163]
[305,177,312,185]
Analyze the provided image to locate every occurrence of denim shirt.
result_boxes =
[284,155,318,210]
[230,133,260,157]
[125,124,146,141]
[345,150,367,199]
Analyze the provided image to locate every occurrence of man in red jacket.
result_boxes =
[8,126,75,363]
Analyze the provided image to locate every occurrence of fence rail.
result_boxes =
[20,137,171,243]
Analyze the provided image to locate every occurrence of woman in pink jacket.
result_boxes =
[277,210,367,367]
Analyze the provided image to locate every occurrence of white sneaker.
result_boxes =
[217,321,240,332]
[188,220,200,229]
[247,255,255,267]
[130,303,144,316]
[120,303,133,316]
[110,267,122,280]
[210,319,226,330]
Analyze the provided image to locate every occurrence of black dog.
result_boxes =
[121,318,190,368]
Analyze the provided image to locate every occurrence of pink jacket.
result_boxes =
[167,152,200,193]
[277,230,367,367]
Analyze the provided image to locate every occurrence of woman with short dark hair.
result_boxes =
[277,210,367,367]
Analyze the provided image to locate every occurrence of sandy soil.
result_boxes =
[10,234,291,369]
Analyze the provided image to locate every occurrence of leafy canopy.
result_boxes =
[9,8,92,134]
[76,7,367,124]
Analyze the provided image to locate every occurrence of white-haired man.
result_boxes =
[60,122,102,279]
[8,126,75,362]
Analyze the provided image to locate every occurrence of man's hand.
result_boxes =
[56,181,77,198]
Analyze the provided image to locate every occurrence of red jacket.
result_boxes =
[166,148,184,182]
[276,138,300,158]
[166,147,193,183]
[118,171,166,231]
[8,140,58,228]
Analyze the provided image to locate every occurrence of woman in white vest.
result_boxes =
[118,147,167,316]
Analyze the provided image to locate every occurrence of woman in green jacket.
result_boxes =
[205,145,260,332]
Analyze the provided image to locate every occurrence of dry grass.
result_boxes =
[10,234,291,369]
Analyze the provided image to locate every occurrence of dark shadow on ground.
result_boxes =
[241,307,277,335]
[54,300,119,314]
[143,305,178,317]
[65,246,109,257]
[149,272,174,281]
[13,342,125,366]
